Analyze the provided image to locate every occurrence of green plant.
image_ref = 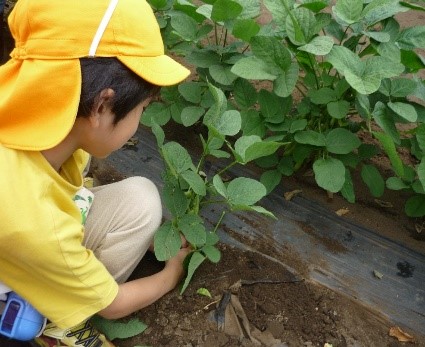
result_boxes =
[149,83,276,293]
[143,0,425,289]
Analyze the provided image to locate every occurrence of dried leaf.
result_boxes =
[125,136,139,146]
[415,223,424,234]
[83,177,94,188]
[336,208,349,216]
[374,199,393,208]
[229,280,242,292]
[373,270,384,279]
[389,326,415,342]
[284,189,302,201]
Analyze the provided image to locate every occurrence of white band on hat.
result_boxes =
[89,0,119,57]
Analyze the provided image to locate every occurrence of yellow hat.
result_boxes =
[0,0,190,151]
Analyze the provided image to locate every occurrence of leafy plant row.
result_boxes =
[143,0,425,291]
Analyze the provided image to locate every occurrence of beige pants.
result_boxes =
[83,176,162,283]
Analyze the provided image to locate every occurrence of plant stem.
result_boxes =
[213,211,226,234]
[217,161,237,176]
[223,29,228,48]
[307,54,320,90]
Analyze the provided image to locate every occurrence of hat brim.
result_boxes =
[0,59,81,151]
[118,55,191,87]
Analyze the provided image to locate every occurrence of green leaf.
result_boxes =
[163,142,194,174]
[181,252,205,294]
[386,177,409,190]
[151,122,165,147]
[415,124,425,153]
[248,205,276,218]
[362,0,409,26]
[397,26,425,50]
[289,119,308,133]
[417,159,425,192]
[341,169,355,203]
[300,0,328,13]
[273,62,299,97]
[389,78,418,97]
[241,110,266,137]
[162,183,189,217]
[313,157,346,192]
[154,222,182,261]
[178,214,207,246]
[148,0,168,10]
[308,87,337,105]
[294,130,326,146]
[209,110,242,137]
[388,101,418,122]
[258,89,280,118]
[141,102,171,127]
[227,177,267,206]
[209,64,238,86]
[260,169,282,194]
[405,195,425,217]
[231,56,279,80]
[326,128,361,154]
[185,49,221,68]
[234,136,282,163]
[286,7,316,45]
[232,19,261,41]
[171,12,198,41]
[211,0,243,21]
[327,45,365,76]
[196,4,213,19]
[332,0,363,24]
[361,164,385,197]
[371,102,400,145]
[327,46,404,94]
[234,79,257,109]
[206,231,220,245]
[400,1,425,12]
[233,0,261,19]
[298,35,334,55]
[251,36,292,71]
[90,317,147,340]
[178,82,203,104]
[327,100,350,119]
[363,31,390,43]
[202,245,221,263]
[263,0,295,25]
[181,170,207,196]
[196,288,212,298]
[373,131,404,177]
[181,106,205,127]
[278,156,295,176]
[213,174,227,198]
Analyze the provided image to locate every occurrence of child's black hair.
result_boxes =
[77,57,159,124]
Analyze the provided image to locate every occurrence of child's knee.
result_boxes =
[122,176,162,232]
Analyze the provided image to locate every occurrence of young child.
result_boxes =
[0,0,191,346]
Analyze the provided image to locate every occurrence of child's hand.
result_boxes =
[164,246,192,287]
[180,233,188,248]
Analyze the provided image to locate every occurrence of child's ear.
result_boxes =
[90,88,115,126]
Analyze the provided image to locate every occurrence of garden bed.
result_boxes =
[88,123,425,347]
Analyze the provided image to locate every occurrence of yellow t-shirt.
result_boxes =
[0,145,119,328]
